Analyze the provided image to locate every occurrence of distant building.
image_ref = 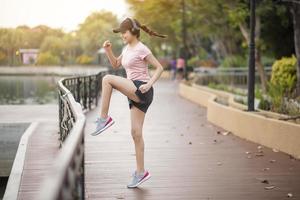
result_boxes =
[19,49,39,64]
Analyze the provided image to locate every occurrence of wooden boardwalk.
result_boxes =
[0,105,60,199]
[84,79,300,200]
[4,80,300,199]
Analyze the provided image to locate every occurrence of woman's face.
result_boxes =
[121,30,136,44]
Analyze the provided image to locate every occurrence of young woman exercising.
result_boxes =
[90,17,167,188]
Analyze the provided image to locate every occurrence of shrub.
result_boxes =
[0,51,7,64]
[76,55,94,65]
[221,55,247,68]
[36,52,60,65]
[270,55,297,94]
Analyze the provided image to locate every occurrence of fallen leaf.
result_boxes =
[264,186,276,190]
[256,178,269,184]
[261,179,269,184]
[222,131,230,136]
[269,159,276,163]
[262,168,270,171]
[255,153,264,157]
[287,193,293,198]
[272,148,279,152]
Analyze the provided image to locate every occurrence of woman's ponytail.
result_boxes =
[140,24,168,38]
[134,19,168,38]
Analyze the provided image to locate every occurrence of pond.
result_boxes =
[0,75,62,105]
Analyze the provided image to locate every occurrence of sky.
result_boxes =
[0,0,131,32]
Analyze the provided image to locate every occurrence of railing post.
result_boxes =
[77,78,81,103]
[88,76,92,110]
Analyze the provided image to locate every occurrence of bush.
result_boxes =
[221,55,247,68]
[270,55,297,94]
[76,55,94,65]
[36,52,60,65]
[0,51,7,64]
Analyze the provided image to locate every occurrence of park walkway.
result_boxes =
[0,105,60,199]
[84,79,300,200]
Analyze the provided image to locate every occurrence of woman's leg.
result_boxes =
[130,105,146,174]
[100,74,141,118]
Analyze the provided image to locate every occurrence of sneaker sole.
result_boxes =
[91,120,115,136]
[127,172,151,188]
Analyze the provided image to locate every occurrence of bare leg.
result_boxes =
[130,105,146,174]
[100,74,141,118]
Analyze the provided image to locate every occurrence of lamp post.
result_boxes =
[247,0,256,111]
[181,0,188,80]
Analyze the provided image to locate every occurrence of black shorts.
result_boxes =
[127,79,154,113]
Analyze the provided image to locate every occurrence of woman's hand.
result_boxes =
[138,83,152,93]
[103,40,112,51]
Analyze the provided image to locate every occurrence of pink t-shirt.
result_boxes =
[121,41,152,82]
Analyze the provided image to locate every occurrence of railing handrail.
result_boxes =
[35,76,87,200]
[194,66,272,74]
[35,68,125,200]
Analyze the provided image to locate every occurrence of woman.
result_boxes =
[90,17,167,188]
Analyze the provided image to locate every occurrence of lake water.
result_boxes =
[0,75,61,105]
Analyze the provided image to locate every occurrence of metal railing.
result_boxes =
[35,67,126,200]
[194,66,272,86]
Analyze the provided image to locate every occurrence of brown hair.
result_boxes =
[134,19,168,39]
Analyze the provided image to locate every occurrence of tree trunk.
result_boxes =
[290,3,300,96]
[255,48,267,93]
[239,16,267,93]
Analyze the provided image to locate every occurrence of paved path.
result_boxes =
[0,105,60,199]
[84,79,300,200]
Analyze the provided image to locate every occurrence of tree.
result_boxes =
[289,2,300,95]
[77,10,121,56]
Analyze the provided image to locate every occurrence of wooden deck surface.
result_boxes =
[84,79,300,200]
[0,105,60,199]
[8,80,300,200]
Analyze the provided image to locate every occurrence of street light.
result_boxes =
[247,0,256,111]
[181,0,188,80]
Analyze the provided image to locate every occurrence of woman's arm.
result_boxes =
[146,54,164,86]
[138,54,164,93]
[103,40,122,69]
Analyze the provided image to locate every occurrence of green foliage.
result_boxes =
[256,56,298,114]
[78,11,120,55]
[0,51,7,64]
[36,52,60,65]
[267,81,287,113]
[187,56,199,67]
[76,55,93,65]
[270,55,297,94]
[40,36,65,56]
[221,55,247,68]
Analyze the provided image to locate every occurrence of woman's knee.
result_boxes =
[102,74,114,84]
[131,127,143,141]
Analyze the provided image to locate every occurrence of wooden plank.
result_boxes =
[85,79,300,200]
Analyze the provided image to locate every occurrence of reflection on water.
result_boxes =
[0,75,61,105]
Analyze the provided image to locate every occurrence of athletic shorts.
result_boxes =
[127,79,154,113]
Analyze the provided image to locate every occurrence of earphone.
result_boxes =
[128,18,140,33]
